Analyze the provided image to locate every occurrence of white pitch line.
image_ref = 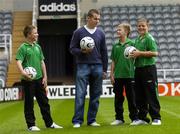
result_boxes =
[161,108,180,118]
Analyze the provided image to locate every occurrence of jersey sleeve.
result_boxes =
[110,45,115,60]
[16,44,26,62]
[38,45,45,61]
[130,40,135,47]
[146,36,157,52]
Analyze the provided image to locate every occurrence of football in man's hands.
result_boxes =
[80,36,95,49]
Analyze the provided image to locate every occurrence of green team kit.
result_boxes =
[16,42,44,80]
[134,32,157,67]
[110,38,135,78]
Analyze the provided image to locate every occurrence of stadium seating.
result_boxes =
[0,11,12,87]
[0,78,4,87]
[174,71,180,81]
[0,11,13,34]
[99,4,180,82]
[0,58,8,87]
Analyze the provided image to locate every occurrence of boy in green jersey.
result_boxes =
[110,23,142,125]
[131,18,161,125]
[16,25,63,131]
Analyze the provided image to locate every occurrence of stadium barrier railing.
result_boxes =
[0,34,12,62]
[103,69,180,84]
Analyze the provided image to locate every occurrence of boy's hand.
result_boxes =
[22,71,33,80]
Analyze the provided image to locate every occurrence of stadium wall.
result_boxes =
[0,0,33,11]
[1,0,180,12]
[1,82,179,102]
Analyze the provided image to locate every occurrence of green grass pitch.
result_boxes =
[0,96,180,134]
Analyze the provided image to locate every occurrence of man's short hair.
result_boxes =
[87,9,100,18]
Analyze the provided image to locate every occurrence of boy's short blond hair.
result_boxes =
[117,23,132,37]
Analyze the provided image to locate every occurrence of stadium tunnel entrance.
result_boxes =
[37,19,77,85]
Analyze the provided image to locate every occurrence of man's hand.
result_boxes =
[103,72,107,79]
[81,48,93,54]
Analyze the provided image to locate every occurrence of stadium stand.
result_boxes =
[0,1,179,85]
[0,57,8,87]
[0,10,13,87]
[0,78,4,87]
[99,4,180,82]
[6,11,32,87]
[0,11,12,34]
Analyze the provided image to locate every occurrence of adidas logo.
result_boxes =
[40,2,76,12]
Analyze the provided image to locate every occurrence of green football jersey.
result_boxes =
[134,33,157,67]
[110,38,135,78]
[16,42,44,80]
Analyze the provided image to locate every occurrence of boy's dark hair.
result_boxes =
[23,25,36,38]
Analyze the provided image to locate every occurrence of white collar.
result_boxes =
[84,25,97,34]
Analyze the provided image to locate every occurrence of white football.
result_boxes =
[124,46,136,59]
[24,66,37,79]
[80,36,95,49]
